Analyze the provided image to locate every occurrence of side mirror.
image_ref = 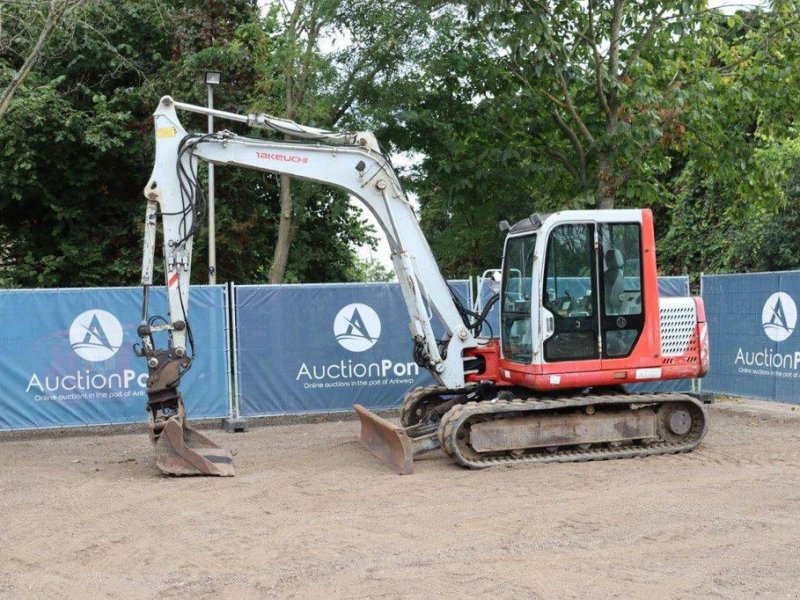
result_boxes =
[489,269,502,293]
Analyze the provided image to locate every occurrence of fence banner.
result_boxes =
[0,286,230,430]
[701,272,800,404]
[235,281,470,416]
[658,276,691,298]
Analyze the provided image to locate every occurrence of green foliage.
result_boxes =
[659,135,800,278]
[346,256,394,283]
[2,0,800,289]
[678,8,800,216]
[457,0,710,208]
[0,0,372,287]
[351,1,800,278]
[655,7,800,278]
[0,73,144,287]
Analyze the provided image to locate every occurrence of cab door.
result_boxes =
[598,222,646,364]
[540,222,602,375]
[500,233,537,365]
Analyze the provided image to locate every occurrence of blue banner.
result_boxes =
[0,286,230,430]
[235,281,470,416]
[702,272,800,404]
[658,276,691,298]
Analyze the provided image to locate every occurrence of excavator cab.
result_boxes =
[494,213,653,371]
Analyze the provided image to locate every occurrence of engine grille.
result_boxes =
[659,298,697,358]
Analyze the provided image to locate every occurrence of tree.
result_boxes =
[3,0,799,288]
[362,2,800,278]
[347,256,394,282]
[0,0,180,287]
[355,6,570,276]
[658,134,800,278]
[459,0,715,209]
[0,0,373,287]
[262,1,331,284]
[0,0,89,121]
[657,5,800,277]
[256,0,443,283]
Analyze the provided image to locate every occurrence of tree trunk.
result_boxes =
[266,1,304,284]
[268,174,293,283]
[596,154,616,209]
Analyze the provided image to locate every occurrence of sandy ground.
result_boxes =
[1,397,799,599]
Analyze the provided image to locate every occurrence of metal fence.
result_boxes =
[2,271,797,431]
[701,271,800,404]
[0,286,231,430]
[233,280,471,417]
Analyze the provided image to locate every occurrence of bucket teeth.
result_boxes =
[153,418,235,476]
[353,404,414,475]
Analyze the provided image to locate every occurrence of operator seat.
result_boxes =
[604,248,624,315]
[504,277,520,309]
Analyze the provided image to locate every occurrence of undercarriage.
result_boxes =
[355,385,707,473]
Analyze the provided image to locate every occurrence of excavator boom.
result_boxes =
[138,96,478,475]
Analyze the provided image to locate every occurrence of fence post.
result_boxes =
[696,272,704,393]
[223,281,248,432]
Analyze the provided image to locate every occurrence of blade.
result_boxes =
[353,404,414,475]
[153,417,235,476]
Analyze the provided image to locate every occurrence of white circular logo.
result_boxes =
[333,303,381,352]
[69,309,124,361]
[761,292,797,342]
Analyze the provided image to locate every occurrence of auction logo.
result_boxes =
[69,309,123,361]
[762,292,797,342]
[333,303,381,352]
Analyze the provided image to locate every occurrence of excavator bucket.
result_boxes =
[354,404,415,474]
[153,417,235,476]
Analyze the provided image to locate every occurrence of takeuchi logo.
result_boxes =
[333,303,381,352]
[69,309,124,361]
[761,292,797,342]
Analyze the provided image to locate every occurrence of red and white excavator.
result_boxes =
[137,96,708,476]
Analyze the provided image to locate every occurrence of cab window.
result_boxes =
[600,223,644,358]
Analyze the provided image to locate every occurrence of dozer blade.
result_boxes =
[153,417,235,476]
[354,404,415,475]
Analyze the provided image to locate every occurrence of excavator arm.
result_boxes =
[137,96,478,475]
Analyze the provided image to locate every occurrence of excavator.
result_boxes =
[137,96,708,476]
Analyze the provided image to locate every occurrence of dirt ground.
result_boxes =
[1,398,799,599]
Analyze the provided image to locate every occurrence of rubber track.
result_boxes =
[439,393,707,469]
[399,384,476,428]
